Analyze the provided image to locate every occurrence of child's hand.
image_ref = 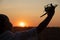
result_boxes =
[45,3,57,16]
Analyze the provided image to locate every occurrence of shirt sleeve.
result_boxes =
[15,28,38,40]
[26,28,37,36]
[24,28,38,40]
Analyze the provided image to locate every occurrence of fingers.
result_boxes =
[40,13,47,17]
[44,3,57,12]
[45,3,57,8]
[40,4,58,17]
[44,4,51,8]
[54,5,58,8]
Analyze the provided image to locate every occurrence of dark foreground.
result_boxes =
[13,27,60,40]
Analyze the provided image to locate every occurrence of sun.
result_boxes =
[19,22,26,27]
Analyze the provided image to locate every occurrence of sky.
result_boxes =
[0,0,60,27]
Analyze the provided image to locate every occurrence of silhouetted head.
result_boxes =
[0,14,13,34]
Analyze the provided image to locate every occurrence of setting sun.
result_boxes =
[19,22,26,27]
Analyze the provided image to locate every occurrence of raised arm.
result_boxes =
[36,4,57,33]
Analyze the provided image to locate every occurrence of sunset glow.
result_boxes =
[19,22,26,27]
[0,0,60,27]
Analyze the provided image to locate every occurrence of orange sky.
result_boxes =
[0,0,60,27]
